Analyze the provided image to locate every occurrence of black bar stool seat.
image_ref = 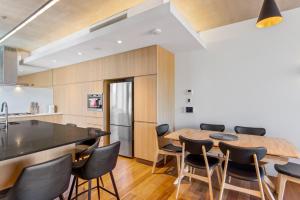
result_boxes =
[222,160,265,181]
[275,162,300,179]
[185,154,219,169]
[161,144,182,153]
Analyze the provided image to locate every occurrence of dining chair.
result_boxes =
[68,141,121,200]
[218,142,274,200]
[200,123,225,132]
[176,136,221,200]
[152,124,182,175]
[1,154,72,200]
[234,126,266,136]
[275,162,300,200]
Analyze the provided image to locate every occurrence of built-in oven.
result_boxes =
[87,94,103,111]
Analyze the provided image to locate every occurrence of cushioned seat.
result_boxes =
[185,154,219,169]
[161,144,182,153]
[275,162,300,179]
[222,160,265,182]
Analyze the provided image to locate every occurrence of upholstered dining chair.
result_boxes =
[234,126,266,136]
[152,124,182,175]
[275,162,300,200]
[176,136,221,200]
[218,142,274,200]
[200,123,225,132]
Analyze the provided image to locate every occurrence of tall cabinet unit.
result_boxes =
[134,47,175,162]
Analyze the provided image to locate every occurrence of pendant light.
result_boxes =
[256,0,283,28]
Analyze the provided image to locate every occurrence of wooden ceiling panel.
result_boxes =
[1,0,300,51]
[172,0,300,31]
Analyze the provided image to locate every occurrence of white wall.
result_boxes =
[175,8,300,151]
[0,86,53,113]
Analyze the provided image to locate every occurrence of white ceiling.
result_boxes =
[19,2,205,75]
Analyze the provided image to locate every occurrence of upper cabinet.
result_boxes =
[134,75,157,123]
[17,70,53,88]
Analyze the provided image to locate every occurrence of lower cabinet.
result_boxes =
[134,121,157,162]
[9,114,63,124]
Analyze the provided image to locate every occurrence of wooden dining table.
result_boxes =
[165,128,300,164]
[165,128,300,195]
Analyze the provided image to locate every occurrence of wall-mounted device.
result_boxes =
[185,106,194,113]
[87,94,103,111]
[186,89,193,95]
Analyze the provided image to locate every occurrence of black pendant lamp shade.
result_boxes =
[256,0,283,28]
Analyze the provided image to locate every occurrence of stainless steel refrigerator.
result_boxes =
[109,81,133,157]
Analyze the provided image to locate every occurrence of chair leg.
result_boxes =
[87,180,92,200]
[59,194,64,200]
[277,174,287,200]
[97,178,101,200]
[152,152,159,174]
[164,155,167,165]
[68,176,76,200]
[208,173,214,200]
[110,171,120,200]
[216,167,221,186]
[176,154,181,176]
[176,164,184,199]
[262,180,275,200]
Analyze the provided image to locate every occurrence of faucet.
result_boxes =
[1,101,8,130]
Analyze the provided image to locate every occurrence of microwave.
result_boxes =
[87,94,103,111]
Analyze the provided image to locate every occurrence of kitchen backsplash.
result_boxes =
[0,86,53,114]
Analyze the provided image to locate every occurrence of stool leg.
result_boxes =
[59,194,64,200]
[96,178,101,200]
[88,180,92,200]
[68,176,76,200]
[110,171,120,200]
[75,177,78,200]
[100,176,104,186]
[278,174,287,200]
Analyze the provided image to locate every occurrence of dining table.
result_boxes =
[164,128,300,195]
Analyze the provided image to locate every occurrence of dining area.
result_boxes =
[152,123,300,200]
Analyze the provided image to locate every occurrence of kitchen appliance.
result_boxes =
[0,46,18,85]
[109,80,133,157]
[87,94,103,111]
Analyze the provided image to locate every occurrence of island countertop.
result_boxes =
[0,120,98,161]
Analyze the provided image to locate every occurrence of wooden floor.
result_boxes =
[67,157,300,200]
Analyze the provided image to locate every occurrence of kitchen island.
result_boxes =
[0,120,98,189]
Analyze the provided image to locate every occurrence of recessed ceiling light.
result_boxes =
[77,52,83,56]
[52,59,57,63]
[117,40,123,44]
[150,28,162,35]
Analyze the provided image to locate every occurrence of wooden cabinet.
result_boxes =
[134,75,157,123]
[134,122,157,161]
[17,71,53,88]
[9,114,63,124]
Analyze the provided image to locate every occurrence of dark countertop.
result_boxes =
[0,120,99,161]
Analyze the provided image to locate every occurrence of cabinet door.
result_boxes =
[134,75,157,123]
[134,122,157,161]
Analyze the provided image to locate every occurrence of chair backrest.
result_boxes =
[66,123,77,127]
[179,135,213,154]
[200,123,225,132]
[156,124,169,137]
[219,142,267,164]
[7,154,72,200]
[80,141,120,180]
[79,137,101,158]
[234,126,266,136]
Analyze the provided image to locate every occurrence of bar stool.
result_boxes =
[275,162,300,200]
[68,141,121,200]
[152,124,182,175]
[200,123,225,132]
[0,154,72,200]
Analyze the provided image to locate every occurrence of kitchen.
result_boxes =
[1,0,300,200]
